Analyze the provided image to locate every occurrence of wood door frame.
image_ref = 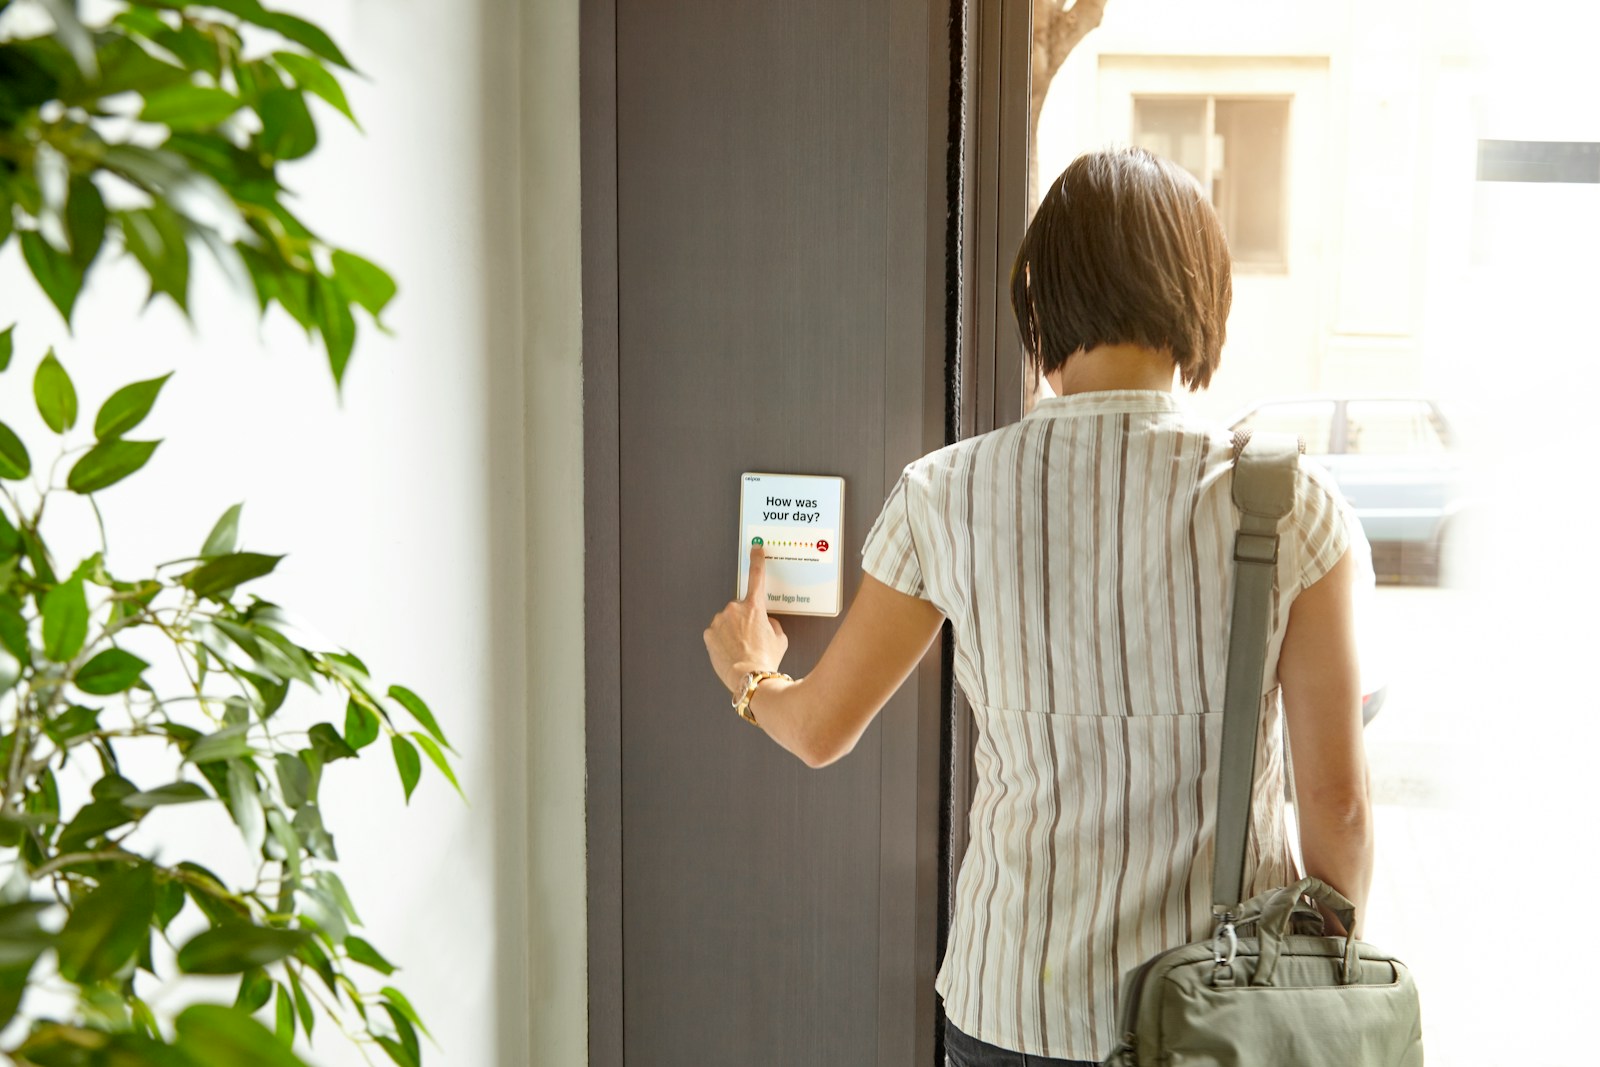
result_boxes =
[580,0,623,1062]
[581,0,1029,1061]
[943,0,1031,1005]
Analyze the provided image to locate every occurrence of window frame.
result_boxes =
[1131,91,1294,273]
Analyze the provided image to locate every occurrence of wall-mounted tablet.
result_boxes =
[736,472,845,617]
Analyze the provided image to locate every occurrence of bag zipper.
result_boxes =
[1114,946,1176,1063]
[1115,913,1239,1065]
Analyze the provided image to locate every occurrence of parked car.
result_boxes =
[1228,396,1468,584]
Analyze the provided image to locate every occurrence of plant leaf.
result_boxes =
[38,0,98,78]
[256,87,317,160]
[274,982,295,1044]
[380,986,432,1040]
[0,901,54,967]
[41,576,88,662]
[122,781,210,809]
[412,733,465,801]
[254,10,354,69]
[156,879,187,930]
[184,724,252,765]
[0,325,13,371]
[272,754,311,812]
[66,174,107,271]
[391,735,420,802]
[236,967,273,1013]
[201,503,244,557]
[388,685,451,751]
[274,51,356,124]
[252,623,315,684]
[0,423,30,480]
[173,1003,307,1067]
[182,552,282,599]
[344,935,395,975]
[0,647,19,695]
[87,34,190,100]
[314,870,361,925]
[288,961,315,1037]
[177,925,310,975]
[55,798,133,853]
[118,204,191,312]
[331,250,395,319]
[227,759,266,854]
[0,901,51,1031]
[55,862,156,984]
[314,273,356,384]
[382,1001,420,1067]
[43,704,99,745]
[20,231,84,325]
[91,774,138,802]
[94,373,172,440]
[308,722,356,763]
[343,697,380,750]
[134,17,224,74]
[74,648,149,694]
[140,85,242,129]
[32,350,77,433]
[377,1036,419,1067]
[67,439,161,493]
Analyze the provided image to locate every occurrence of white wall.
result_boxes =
[0,0,587,1062]
[515,0,590,1062]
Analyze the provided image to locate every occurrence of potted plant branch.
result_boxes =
[1,2,458,1064]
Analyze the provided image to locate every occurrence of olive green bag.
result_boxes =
[1105,432,1424,1067]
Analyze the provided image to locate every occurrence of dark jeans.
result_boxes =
[944,1019,1100,1067]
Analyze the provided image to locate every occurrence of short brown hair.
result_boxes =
[1010,147,1232,391]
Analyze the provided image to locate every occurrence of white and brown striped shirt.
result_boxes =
[860,390,1368,1060]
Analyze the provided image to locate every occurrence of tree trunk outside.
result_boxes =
[1028,0,1108,208]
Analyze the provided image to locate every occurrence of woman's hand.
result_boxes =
[703,544,789,693]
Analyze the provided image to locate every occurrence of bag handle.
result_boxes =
[1211,431,1300,910]
[1250,877,1361,986]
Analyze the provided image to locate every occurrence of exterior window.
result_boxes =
[1233,400,1334,454]
[1133,96,1290,270]
[1344,400,1448,456]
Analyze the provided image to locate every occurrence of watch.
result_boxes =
[732,669,792,727]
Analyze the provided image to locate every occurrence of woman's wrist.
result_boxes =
[726,659,777,694]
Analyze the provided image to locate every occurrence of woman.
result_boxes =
[703,147,1374,1067]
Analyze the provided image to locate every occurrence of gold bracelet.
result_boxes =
[731,670,791,727]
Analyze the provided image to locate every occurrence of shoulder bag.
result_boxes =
[1105,431,1425,1066]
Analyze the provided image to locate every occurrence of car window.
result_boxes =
[1233,401,1335,453]
[1344,400,1447,456]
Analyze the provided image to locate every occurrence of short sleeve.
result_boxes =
[1291,460,1371,593]
[861,466,927,598]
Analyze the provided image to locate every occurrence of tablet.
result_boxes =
[736,472,845,617]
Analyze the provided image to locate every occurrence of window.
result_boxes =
[1232,400,1334,454]
[1477,139,1600,183]
[1343,400,1449,456]
[1133,96,1290,269]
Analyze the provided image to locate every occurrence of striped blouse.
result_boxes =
[860,389,1369,1061]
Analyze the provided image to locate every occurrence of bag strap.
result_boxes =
[1211,430,1301,913]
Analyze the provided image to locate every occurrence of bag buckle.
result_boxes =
[1233,531,1279,564]
[1211,920,1238,985]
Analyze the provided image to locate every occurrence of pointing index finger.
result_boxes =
[745,543,767,604]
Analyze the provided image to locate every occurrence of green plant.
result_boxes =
[1,0,394,383]
[1,3,458,1065]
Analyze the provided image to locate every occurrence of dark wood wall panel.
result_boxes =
[589,0,957,1061]
[609,1,941,1064]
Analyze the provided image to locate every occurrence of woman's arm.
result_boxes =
[704,545,946,768]
[1277,547,1375,935]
